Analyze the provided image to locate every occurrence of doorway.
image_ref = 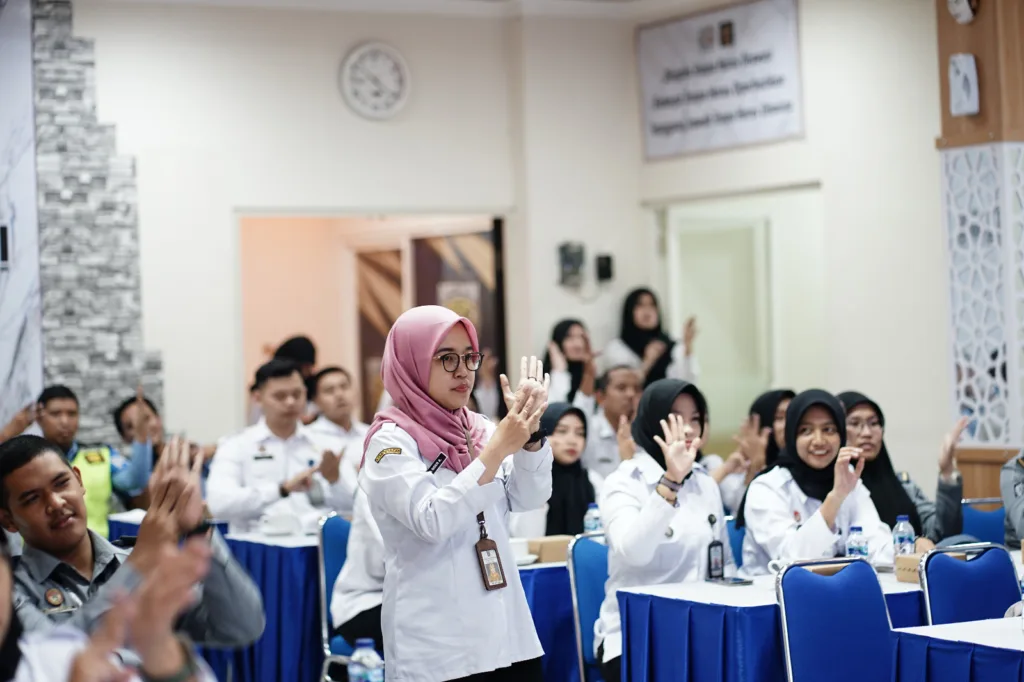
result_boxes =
[238,214,506,422]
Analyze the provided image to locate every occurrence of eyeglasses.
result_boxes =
[846,419,882,433]
[435,352,484,374]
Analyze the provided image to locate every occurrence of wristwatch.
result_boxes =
[140,637,200,682]
[278,483,290,498]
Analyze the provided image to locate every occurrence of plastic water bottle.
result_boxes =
[348,638,384,682]
[583,503,602,533]
[845,526,869,558]
[892,515,915,556]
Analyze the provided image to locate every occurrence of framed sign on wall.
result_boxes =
[636,0,804,159]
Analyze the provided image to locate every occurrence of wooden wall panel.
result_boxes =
[936,0,1024,148]
[957,446,1018,500]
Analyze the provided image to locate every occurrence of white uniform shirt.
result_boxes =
[306,416,369,516]
[330,479,385,629]
[546,370,573,404]
[361,421,552,682]
[700,453,747,513]
[595,452,734,663]
[572,392,623,483]
[600,338,700,383]
[15,626,217,682]
[206,419,349,533]
[740,467,894,576]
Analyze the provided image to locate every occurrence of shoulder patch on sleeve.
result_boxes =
[374,447,402,463]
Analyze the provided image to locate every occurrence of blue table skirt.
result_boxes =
[618,589,925,682]
[108,519,577,682]
[521,563,579,682]
[894,630,1024,682]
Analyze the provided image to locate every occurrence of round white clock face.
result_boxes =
[339,42,410,121]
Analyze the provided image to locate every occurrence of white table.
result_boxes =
[898,617,1024,652]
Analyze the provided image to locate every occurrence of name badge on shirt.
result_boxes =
[475,513,507,591]
[253,452,274,461]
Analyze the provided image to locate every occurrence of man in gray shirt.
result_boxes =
[1001,452,1024,549]
[0,434,265,646]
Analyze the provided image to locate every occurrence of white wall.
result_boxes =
[643,0,947,486]
[75,1,648,439]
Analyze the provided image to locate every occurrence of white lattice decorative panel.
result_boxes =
[946,142,1011,440]
[1008,144,1024,443]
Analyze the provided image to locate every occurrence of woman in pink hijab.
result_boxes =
[360,306,552,682]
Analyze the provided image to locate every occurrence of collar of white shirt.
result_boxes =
[595,408,617,441]
[776,467,810,505]
[628,450,708,486]
[252,418,315,445]
[309,415,367,438]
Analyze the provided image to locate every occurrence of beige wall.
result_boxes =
[644,0,947,486]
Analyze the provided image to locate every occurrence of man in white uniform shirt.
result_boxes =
[572,365,641,481]
[207,359,348,534]
[305,366,368,517]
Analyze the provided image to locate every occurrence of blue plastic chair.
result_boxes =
[776,558,893,682]
[921,542,1019,625]
[725,515,745,568]
[961,497,1006,545]
[568,533,609,682]
[318,513,354,681]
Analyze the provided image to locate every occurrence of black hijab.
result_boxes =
[738,389,847,528]
[541,403,595,536]
[543,319,586,404]
[749,389,796,468]
[619,288,675,387]
[0,541,23,682]
[774,389,848,502]
[836,391,923,537]
[631,379,707,471]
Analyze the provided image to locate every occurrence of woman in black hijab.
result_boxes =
[738,389,893,575]
[594,379,732,682]
[837,391,966,549]
[540,403,596,536]
[602,288,698,387]
[543,319,590,404]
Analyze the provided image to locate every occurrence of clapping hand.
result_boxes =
[833,447,865,501]
[319,449,342,484]
[159,436,207,533]
[653,414,702,482]
[494,356,550,453]
[70,595,136,682]
[939,416,969,478]
[616,415,636,461]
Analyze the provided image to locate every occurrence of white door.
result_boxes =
[665,217,772,454]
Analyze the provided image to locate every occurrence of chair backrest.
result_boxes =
[961,497,1006,545]
[725,515,745,568]
[318,513,352,657]
[776,558,892,682]
[568,533,609,682]
[921,542,1019,625]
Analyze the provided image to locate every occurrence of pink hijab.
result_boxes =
[362,305,490,473]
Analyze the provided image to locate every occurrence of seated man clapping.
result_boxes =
[0,435,265,648]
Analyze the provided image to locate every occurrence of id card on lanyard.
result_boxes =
[706,513,724,580]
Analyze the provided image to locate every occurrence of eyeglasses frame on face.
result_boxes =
[435,351,485,374]
[846,419,882,433]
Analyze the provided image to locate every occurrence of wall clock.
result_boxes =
[339,42,410,121]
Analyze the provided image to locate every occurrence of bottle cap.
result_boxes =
[356,638,375,649]
[850,526,863,533]
[897,515,909,521]
[588,503,598,510]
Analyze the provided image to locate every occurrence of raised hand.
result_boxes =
[616,414,636,461]
[939,416,969,477]
[642,340,668,371]
[733,414,770,471]
[491,378,547,456]
[652,413,702,483]
[683,316,698,354]
[547,341,568,373]
[319,449,342,484]
[283,465,318,495]
[70,595,136,682]
[499,356,551,413]
[131,538,212,672]
[832,446,865,502]
[1,403,36,441]
[131,384,153,443]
